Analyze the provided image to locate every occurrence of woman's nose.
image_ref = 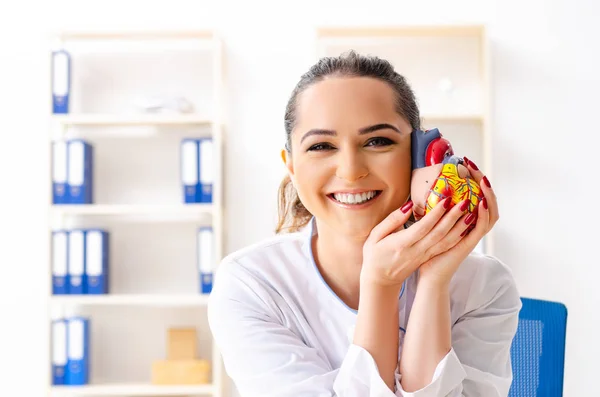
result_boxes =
[335,150,368,182]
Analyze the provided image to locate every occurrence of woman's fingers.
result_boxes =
[463,197,491,245]
[413,203,425,221]
[463,157,499,229]
[368,200,415,243]
[402,196,454,244]
[415,198,470,258]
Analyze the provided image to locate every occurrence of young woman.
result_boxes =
[208,51,521,397]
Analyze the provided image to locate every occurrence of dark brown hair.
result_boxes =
[276,50,421,234]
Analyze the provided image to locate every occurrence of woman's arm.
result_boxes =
[395,257,521,397]
[399,279,452,392]
[208,261,404,397]
[353,281,402,390]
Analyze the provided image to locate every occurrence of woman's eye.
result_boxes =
[307,143,334,151]
[366,137,394,147]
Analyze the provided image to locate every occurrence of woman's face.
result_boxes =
[284,76,412,239]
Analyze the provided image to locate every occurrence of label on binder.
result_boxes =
[52,231,69,295]
[198,227,214,294]
[52,320,67,385]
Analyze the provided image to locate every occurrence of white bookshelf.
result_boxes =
[51,204,213,217]
[48,30,226,396]
[50,383,214,396]
[53,114,213,127]
[50,294,210,307]
[317,25,493,255]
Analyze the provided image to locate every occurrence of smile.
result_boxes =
[327,190,382,206]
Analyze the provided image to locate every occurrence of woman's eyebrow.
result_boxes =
[300,123,401,144]
[358,123,401,135]
[300,128,335,144]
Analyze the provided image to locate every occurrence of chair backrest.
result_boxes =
[508,297,568,397]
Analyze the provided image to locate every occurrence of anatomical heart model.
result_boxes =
[410,128,484,231]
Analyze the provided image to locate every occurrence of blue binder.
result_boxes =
[67,140,93,204]
[68,230,87,295]
[52,319,68,385]
[52,49,71,114]
[66,317,89,385]
[52,230,69,295]
[181,139,200,203]
[198,226,214,294]
[198,138,214,203]
[52,141,68,204]
[85,229,109,294]
[181,138,213,203]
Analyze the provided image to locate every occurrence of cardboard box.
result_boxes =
[167,328,197,360]
[151,360,211,385]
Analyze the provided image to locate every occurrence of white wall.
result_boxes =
[1,0,598,395]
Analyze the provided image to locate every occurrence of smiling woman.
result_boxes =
[207,51,521,397]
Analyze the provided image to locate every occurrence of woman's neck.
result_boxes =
[312,219,368,311]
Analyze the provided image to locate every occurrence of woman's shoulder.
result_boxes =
[213,230,309,291]
[451,252,521,313]
[208,230,310,322]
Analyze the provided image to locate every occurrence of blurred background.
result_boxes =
[0,0,598,396]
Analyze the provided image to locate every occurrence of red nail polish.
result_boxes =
[464,213,476,225]
[401,200,413,213]
[444,197,452,210]
[482,198,488,210]
[459,200,469,212]
[469,160,479,171]
[460,229,469,237]
[463,156,470,166]
[483,176,491,188]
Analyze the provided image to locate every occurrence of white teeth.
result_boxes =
[333,191,377,205]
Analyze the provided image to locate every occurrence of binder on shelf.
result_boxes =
[197,226,214,294]
[181,138,213,203]
[66,317,89,385]
[181,139,200,203]
[52,49,71,114]
[68,230,87,295]
[198,138,214,203]
[52,230,69,295]
[51,319,68,385]
[52,141,68,204]
[85,229,109,294]
[67,140,94,204]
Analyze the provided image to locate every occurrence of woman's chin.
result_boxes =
[334,216,383,241]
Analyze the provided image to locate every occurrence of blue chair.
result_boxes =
[508,297,568,397]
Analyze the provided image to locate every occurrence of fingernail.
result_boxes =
[443,197,452,210]
[460,229,469,237]
[401,200,413,213]
[464,213,476,225]
[459,199,469,212]
[482,198,488,210]
[483,176,491,188]
[468,160,479,171]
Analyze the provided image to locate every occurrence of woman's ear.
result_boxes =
[281,148,294,176]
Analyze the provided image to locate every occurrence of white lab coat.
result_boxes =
[207,217,521,397]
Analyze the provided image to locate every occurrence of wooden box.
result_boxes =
[151,359,211,385]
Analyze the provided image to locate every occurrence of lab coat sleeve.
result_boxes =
[207,261,400,397]
[394,256,522,397]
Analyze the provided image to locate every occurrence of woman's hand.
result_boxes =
[417,157,499,287]
[361,193,474,290]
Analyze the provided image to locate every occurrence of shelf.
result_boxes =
[50,294,210,307]
[51,383,214,396]
[51,204,213,218]
[57,30,214,41]
[318,25,484,38]
[52,114,213,127]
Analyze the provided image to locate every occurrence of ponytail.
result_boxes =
[275,174,312,234]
